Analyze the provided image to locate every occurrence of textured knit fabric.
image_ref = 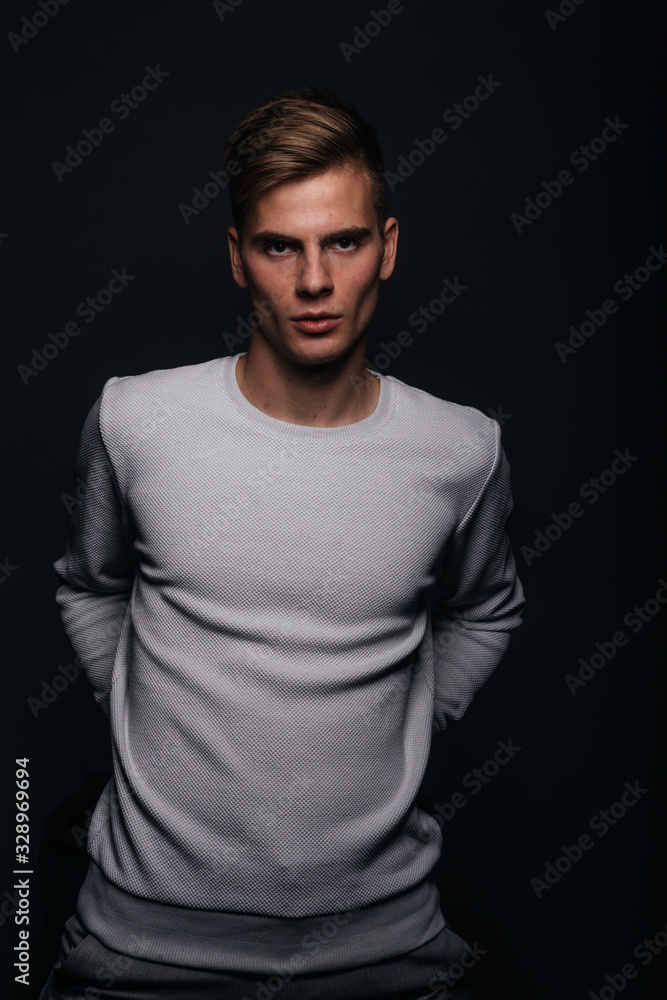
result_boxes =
[39,912,474,1000]
[53,351,525,973]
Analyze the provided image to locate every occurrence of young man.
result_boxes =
[40,88,525,1000]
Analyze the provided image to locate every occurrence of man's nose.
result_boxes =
[296,250,333,297]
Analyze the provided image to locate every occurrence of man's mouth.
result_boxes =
[291,314,342,334]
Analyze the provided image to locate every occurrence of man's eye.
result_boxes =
[264,238,358,254]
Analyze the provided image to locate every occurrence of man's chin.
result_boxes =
[284,337,359,371]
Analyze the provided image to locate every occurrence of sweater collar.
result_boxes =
[216,352,394,443]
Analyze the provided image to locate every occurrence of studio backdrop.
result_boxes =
[2,1,665,998]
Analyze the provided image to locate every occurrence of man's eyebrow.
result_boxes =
[250,226,373,247]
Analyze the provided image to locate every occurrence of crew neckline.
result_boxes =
[216,352,395,443]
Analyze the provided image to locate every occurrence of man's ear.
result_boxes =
[379,217,398,281]
[227,227,248,289]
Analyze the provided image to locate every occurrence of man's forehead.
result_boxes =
[248,165,375,230]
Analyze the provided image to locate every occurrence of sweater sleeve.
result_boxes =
[430,421,525,735]
[53,385,137,717]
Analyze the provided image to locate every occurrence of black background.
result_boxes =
[2,0,665,997]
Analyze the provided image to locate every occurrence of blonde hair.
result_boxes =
[223,87,388,243]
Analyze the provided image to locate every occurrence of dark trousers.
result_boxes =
[39,911,474,1000]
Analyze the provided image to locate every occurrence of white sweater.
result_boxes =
[53,352,525,974]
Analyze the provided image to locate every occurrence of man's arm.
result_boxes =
[430,421,525,735]
[53,388,136,718]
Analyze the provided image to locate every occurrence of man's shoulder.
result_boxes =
[387,372,499,468]
[97,358,219,451]
[101,358,218,405]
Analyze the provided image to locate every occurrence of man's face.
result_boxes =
[227,163,398,368]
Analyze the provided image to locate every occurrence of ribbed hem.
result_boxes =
[76,861,445,974]
[216,353,396,444]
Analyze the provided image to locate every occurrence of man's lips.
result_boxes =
[291,315,342,334]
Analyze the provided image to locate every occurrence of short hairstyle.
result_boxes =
[223,87,388,244]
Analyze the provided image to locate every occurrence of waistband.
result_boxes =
[76,860,445,974]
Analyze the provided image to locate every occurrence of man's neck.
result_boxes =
[234,344,380,428]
